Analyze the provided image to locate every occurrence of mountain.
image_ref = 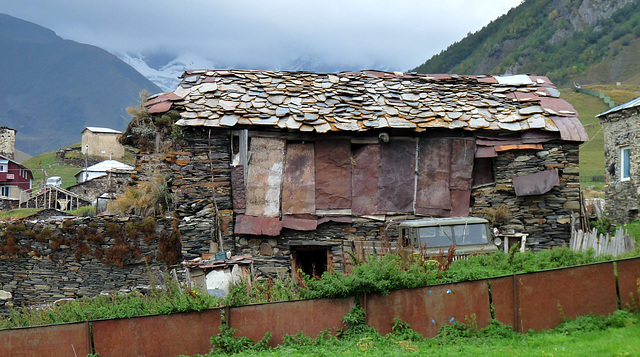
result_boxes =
[119,52,390,92]
[117,52,218,92]
[0,14,162,155]
[412,0,640,87]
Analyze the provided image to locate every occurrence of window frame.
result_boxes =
[621,146,631,182]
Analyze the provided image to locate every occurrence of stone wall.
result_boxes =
[136,127,234,261]
[602,107,640,224]
[0,216,180,316]
[148,128,582,277]
[55,147,101,167]
[66,171,133,205]
[471,142,581,249]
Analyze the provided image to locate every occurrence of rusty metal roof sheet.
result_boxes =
[143,69,586,141]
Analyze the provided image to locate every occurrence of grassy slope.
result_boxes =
[559,89,609,192]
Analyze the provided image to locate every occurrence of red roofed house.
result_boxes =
[0,154,33,200]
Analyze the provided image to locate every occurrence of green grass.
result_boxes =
[0,208,41,221]
[560,86,640,196]
[188,310,640,356]
[559,89,609,192]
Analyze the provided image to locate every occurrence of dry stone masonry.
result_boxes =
[137,69,588,278]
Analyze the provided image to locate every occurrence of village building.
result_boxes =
[597,96,640,224]
[81,127,125,160]
[75,159,134,184]
[0,127,16,160]
[0,154,33,210]
[137,70,588,278]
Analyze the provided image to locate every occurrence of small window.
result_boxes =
[621,147,631,181]
[0,186,9,197]
[0,164,7,173]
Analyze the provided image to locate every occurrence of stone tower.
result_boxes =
[0,127,16,160]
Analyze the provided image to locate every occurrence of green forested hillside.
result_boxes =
[413,0,640,87]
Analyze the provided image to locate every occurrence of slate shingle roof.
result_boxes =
[145,69,588,142]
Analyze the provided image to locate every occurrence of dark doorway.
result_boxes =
[292,246,329,279]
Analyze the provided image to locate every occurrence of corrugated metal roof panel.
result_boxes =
[597,96,640,117]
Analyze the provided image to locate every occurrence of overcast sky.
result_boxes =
[0,0,521,71]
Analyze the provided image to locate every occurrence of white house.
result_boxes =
[75,160,134,184]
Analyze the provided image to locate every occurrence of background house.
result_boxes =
[0,154,33,209]
[136,70,588,277]
[598,96,640,224]
[75,160,134,184]
[81,127,125,159]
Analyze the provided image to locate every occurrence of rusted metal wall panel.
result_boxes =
[245,137,285,217]
[235,215,282,236]
[617,257,640,311]
[449,138,476,191]
[378,139,416,213]
[516,263,617,332]
[513,169,559,196]
[229,298,355,346]
[282,143,315,214]
[352,144,380,215]
[93,309,222,357]
[450,189,471,217]
[365,280,491,338]
[416,137,451,216]
[490,276,516,328]
[315,140,352,209]
[231,165,246,213]
[0,322,90,357]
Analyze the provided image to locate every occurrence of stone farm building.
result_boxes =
[598,96,640,224]
[138,70,588,277]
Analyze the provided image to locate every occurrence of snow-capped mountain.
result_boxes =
[117,52,218,92]
[117,51,395,93]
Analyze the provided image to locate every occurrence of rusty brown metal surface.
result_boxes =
[235,215,283,236]
[512,169,559,196]
[365,280,491,338]
[378,139,416,213]
[416,137,451,216]
[450,138,476,191]
[450,189,471,217]
[516,262,617,332]
[549,115,589,142]
[245,137,285,217]
[616,257,640,311]
[352,144,380,215]
[315,140,352,209]
[282,143,315,214]
[229,298,355,346]
[0,322,90,357]
[521,129,559,143]
[93,309,222,357]
[231,165,246,213]
[282,215,318,230]
[475,146,498,158]
[490,276,516,328]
